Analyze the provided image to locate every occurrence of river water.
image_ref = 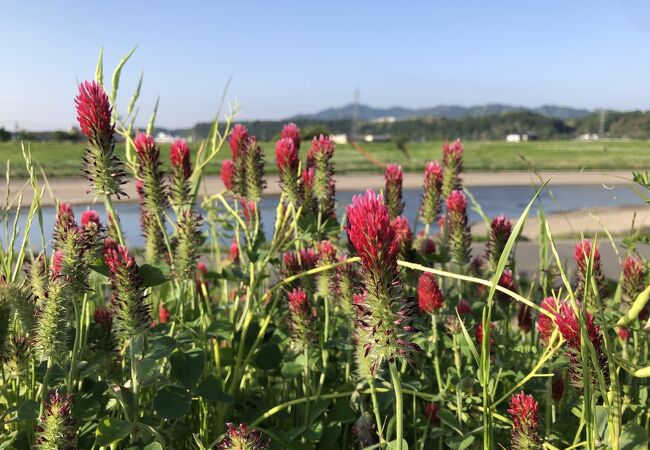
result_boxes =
[2,184,643,249]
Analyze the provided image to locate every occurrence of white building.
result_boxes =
[330,133,348,145]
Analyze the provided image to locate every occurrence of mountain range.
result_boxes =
[291,103,591,121]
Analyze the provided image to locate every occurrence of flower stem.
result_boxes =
[368,379,385,445]
[389,361,404,450]
[431,313,444,395]
[104,196,125,246]
[130,337,139,422]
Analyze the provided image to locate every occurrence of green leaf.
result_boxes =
[146,336,177,360]
[319,423,341,445]
[387,439,408,450]
[206,319,234,340]
[89,262,109,277]
[95,418,132,446]
[170,348,205,389]
[73,396,100,421]
[281,361,304,378]
[620,423,649,450]
[304,421,324,443]
[144,442,163,450]
[328,400,356,424]
[447,435,475,450]
[195,375,233,403]
[137,357,157,385]
[140,264,169,288]
[16,400,38,421]
[255,343,282,370]
[95,47,104,85]
[154,385,192,420]
[109,46,137,104]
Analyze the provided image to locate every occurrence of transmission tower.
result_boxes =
[351,88,359,142]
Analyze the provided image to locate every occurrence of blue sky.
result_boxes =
[3,0,650,130]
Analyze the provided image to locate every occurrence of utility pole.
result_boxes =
[598,110,606,138]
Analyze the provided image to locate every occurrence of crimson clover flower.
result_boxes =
[281,122,301,150]
[228,124,249,161]
[425,402,441,424]
[537,296,560,344]
[418,272,444,314]
[282,247,319,292]
[554,300,609,388]
[34,389,76,449]
[384,163,404,219]
[300,167,316,212]
[35,228,91,361]
[307,135,336,219]
[445,190,472,267]
[172,209,204,280]
[486,215,513,272]
[75,80,127,198]
[218,423,270,450]
[573,240,607,305]
[456,298,472,315]
[221,159,236,192]
[134,132,168,216]
[441,139,463,198]
[476,322,495,352]
[228,240,240,264]
[622,256,647,303]
[508,391,542,449]
[105,243,151,338]
[227,125,266,201]
[287,288,315,350]
[346,189,419,370]
[80,210,104,259]
[169,139,192,207]
[391,215,412,259]
[53,203,77,250]
[517,303,532,333]
[135,179,165,263]
[419,161,443,226]
[276,137,300,204]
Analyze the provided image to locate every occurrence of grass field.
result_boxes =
[1,138,649,177]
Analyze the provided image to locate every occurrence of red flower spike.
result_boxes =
[346,190,399,275]
[228,124,249,161]
[456,298,472,315]
[81,210,101,228]
[218,422,270,450]
[170,139,191,179]
[554,300,609,388]
[391,215,412,256]
[158,303,171,324]
[75,80,113,147]
[280,122,301,150]
[228,240,240,263]
[425,402,440,424]
[221,160,236,191]
[419,161,443,225]
[476,322,495,352]
[508,391,541,449]
[418,272,444,314]
[537,296,560,344]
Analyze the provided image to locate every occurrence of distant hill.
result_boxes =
[292,103,591,121]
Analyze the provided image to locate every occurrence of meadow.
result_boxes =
[1,54,650,450]
[2,139,649,178]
